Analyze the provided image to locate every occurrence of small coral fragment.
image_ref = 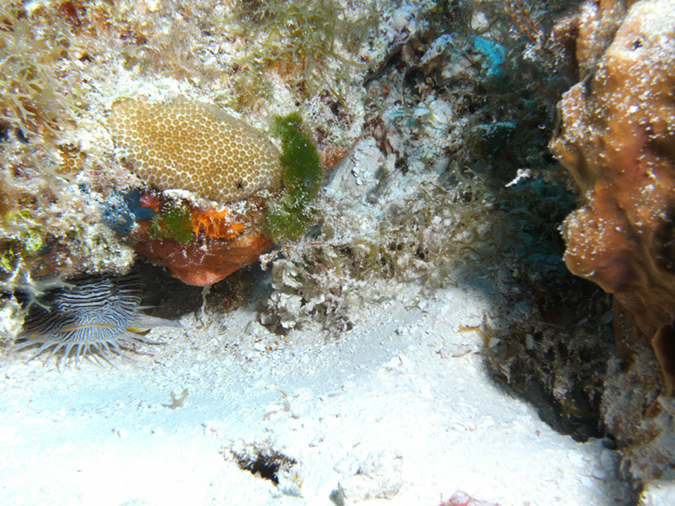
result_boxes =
[108,97,284,204]
[55,144,85,176]
[440,491,499,506]
[166,388,188,410]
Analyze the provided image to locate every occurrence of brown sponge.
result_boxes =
[550,0,675,393]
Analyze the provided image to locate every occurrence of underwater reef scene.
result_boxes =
[0,0,674,502]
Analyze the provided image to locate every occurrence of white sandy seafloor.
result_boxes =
[0,270,635,505]
[1,0,671,501]
[0,88,660,506]
[0,118,649,505]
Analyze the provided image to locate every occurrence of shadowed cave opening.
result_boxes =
[229,446,297,485]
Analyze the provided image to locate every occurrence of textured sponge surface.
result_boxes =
[109,98,283,204]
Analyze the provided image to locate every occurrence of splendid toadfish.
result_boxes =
[16,270,181,363]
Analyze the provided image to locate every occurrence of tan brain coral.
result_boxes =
[108,97,284,204]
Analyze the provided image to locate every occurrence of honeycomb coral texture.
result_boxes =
[109,98,284,204]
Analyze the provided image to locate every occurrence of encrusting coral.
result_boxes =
[131,194,275,287]
[108,97,284,205]
[108,98,323,286]
[134,222,274,287]
[550,0,675,400]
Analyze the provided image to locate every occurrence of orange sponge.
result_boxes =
[550,0,675,393]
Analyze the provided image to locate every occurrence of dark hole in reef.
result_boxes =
[15,127,29,144]
[0,124,9,143]
[631,36,644,50]
[542,151,556,164]
[230,447,297,485]
[415,247,426,261]
[482,272,613,442]
[137,261,203,318]
[394,157,408,174]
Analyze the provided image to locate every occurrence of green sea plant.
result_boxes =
[264,113,323,243]
[148,201,195,245]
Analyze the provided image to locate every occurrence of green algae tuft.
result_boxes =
[148,202,195,245]
[264,113,323,243]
